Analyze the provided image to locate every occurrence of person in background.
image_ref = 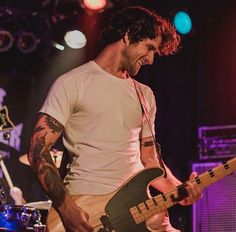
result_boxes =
[28,6,202,232]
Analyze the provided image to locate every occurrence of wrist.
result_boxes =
[56,194,77,216]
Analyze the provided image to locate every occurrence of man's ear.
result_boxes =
[122,32,130,45]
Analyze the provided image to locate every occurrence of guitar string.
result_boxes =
[98,164,235,229]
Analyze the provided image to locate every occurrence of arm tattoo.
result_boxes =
[45,115,64,133]
[40,166,66,208]
[141,141,154,147]
[30,114,66,208]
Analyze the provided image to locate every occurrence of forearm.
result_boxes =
[29,149,67,208]
[140,137,182,192]
[28,113,70,210]
[150,164,181,192]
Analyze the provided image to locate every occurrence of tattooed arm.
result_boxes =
[28,113,65,206]
[28,113,93,232]
[140,136,202,205]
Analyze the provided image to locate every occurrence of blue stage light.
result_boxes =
[174,11,192,35]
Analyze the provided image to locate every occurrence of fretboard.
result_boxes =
[130,156,236,224]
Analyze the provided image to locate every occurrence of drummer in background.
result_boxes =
[9,149,64,205]
[0,177,24,205]
[0,88,23,204]
[9,185,25,205]
[0,149,62,207]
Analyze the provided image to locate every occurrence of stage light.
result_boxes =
[0,30,14,52]
[64,30,87,49]
[81,0,107,12]
[54,42,65,51]
[174,11,192,35]
[17,32,40,54]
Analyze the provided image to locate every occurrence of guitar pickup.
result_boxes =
[99,215,115,232]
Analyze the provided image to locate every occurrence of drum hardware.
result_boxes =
[0,154,9,211]
[0,205,47,231]
[2,131,10,141]
[0,155,47,230]
[19,207,34,226]
[0,183,6,205]
[33,224,47,232]
[19,150,63,169]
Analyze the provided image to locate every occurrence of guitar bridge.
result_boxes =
[99,215,115,232]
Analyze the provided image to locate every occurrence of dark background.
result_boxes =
[0,0,236,231]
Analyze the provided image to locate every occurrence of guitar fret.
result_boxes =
[144,201,149,210]
[154,195,167,211]
[152,197,158,206]
[136,204,142,214]
[138,203,148,212]
[161,192,175,209]
[208,170,215,177]
[144,198,164,220]
[223,162,229,170]
[195,176,201,184]
[130,207,145,224]
[130,195,166,224]
[161,193,167,201]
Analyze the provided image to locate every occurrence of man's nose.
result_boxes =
[147,51,155,65]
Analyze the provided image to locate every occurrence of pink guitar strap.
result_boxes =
[133,79,167,177]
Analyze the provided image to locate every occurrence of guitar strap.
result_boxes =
[133,79,167,178]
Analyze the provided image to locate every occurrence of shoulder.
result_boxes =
[136,80,155,98]
[59,62,94,82]
[51,61,98,90]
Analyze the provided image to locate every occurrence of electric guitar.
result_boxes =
[47,156,236,232]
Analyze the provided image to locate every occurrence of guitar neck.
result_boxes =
[130,156,236,224]
[191,157,236,190]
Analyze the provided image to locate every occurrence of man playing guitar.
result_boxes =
[28,6,202,232]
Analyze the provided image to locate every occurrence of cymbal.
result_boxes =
[25,200,52,210]
[19,150,63,168]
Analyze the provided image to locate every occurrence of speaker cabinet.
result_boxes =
[192,161,236,232]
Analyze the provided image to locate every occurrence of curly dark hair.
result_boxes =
[101,6,180,56]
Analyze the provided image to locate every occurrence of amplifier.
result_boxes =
[192,161,236,232]
[198,124,236,160]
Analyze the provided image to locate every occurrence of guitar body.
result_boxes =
[47,167,164,232]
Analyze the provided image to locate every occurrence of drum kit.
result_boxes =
[0,106,63,231]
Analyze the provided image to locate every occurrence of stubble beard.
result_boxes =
[122,49,139,76]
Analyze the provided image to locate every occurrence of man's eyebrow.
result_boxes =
[148,44,156,50]
[147,43,159,53]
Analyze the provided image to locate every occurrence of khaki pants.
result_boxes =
[146,211,180,232]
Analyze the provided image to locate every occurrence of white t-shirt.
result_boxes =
[40,61,157,195]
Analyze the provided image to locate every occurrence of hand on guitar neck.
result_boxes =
[179,171,203,206]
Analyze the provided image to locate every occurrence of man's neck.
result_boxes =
[94,43,128,79]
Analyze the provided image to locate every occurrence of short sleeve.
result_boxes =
[39,74,78,126]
